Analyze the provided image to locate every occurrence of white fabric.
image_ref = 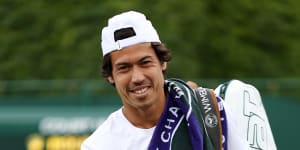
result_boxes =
[215,80,277,150]
[81,94,252,150]
[101,11,161,56]
[81,108,155,150]
[81,106,249,150]
[221,99,251,150]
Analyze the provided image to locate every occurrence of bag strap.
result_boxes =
[194,87,223,150]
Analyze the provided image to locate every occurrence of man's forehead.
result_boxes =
[110,43,155,63]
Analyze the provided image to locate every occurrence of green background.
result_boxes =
[1,0,300,149]
[1,0,300,79]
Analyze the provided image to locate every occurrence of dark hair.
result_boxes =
[101,42,171,78]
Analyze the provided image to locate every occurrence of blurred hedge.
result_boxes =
[1,0,300,80]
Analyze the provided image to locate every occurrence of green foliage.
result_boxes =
[0,0,300,80]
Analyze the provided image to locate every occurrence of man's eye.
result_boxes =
[118,66,127,70]
[141,60,151,65]
[117,65,129,72]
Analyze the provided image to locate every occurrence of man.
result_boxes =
[81,11,275,150]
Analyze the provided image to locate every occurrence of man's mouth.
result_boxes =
[133,87,148,94]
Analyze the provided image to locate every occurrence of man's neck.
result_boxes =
[122,98,166,129]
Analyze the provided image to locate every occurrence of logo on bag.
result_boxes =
[205,113,218,128]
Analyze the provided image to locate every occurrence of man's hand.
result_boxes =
[186,81,198,89]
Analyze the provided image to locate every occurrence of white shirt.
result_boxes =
[81,104,250,150]
[81,108,155,150]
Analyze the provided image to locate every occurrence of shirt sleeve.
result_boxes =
[81,141,92,150]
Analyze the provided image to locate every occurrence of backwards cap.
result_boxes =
[101,11,161,56]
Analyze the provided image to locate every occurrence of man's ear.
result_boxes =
[162,62,167,71]
[107,76,115,84]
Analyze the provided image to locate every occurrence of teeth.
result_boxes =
[135,88,147,94]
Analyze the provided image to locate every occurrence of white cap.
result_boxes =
[101,11,161,56]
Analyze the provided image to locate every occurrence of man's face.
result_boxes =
[108,42,167,110]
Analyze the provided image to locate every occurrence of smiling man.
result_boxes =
[81,11,261,150]
[108,42,167,128]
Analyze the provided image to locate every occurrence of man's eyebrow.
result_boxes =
[114,55,154,66]
[115,62,129,66]
[139,55,153,62]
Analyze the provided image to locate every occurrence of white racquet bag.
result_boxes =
[215,80,277,150]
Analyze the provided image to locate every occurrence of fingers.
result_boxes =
[186,81,198,89]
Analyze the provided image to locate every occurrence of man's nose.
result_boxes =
[131,67,145,84]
